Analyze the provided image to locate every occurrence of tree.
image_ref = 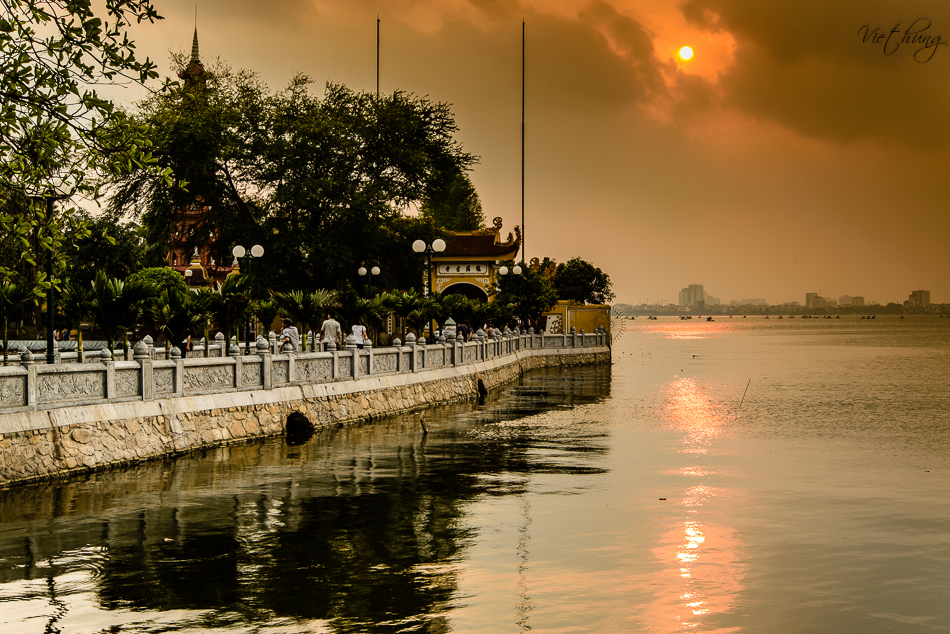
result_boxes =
[0,1,165,196]
[0,280,36,365]
[108,67,474,293]
[88,271,158,351]
[495,262,558,331]
[63,213,158,288]
[419,170,486,231]
[151,287,211,351]
[553,257,615,305]
[276,289,336,351]
[208,275,251,346]
[128,267,188,295]
[59,281,94,352]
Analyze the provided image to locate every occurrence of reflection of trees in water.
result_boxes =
[0,364,612,631]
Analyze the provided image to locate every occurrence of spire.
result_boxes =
[191,27,200,63]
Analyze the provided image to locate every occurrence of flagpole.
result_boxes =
[377,16,380,97]
[521,20,525,265]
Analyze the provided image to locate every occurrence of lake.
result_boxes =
[1,316,948,633]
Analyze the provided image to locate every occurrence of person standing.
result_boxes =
[351,321,368,349]
[280,317,299,353]
[320,312,342,349]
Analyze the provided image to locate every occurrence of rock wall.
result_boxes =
[0,347,608,489]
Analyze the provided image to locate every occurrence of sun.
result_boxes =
[678,46,694,60]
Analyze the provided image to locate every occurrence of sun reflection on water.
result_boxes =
[642,375,744,633]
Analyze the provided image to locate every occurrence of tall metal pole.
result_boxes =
[521,20,525,266]
[46,197,55,365]
[377,16,380,97]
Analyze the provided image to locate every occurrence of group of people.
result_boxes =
[280,313,369,353]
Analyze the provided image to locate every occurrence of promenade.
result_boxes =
[0,329,610,488]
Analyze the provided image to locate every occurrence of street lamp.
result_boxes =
[232,244,264,353]
[27,189,70,364]
[358,264,381,296]
[498,262,523,331]
[412,238,446,339]
[412,239,446,297]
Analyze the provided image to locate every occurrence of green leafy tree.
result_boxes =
[109,66,473,293]
[59,281,94,352]
[88,271,158,352]
[0,280,36,364]
[128,267,188,295]
[495,261,558,331]
[553,257,615,305]
[251,298,280,340]
[419,170,486,231]
[0,2,168,323]
[276,289,337,351]
[209,275,251,347]
[151,287,211,351]
[63,213,159,288]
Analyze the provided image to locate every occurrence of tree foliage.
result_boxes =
[0,0,166,196]
[495,261,558,330]
[419,170,486,231]
[553,257,615,305]
[108,66,473,295]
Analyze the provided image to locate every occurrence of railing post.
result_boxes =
[133,340,152,401]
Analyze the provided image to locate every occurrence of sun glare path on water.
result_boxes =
[679,46,693,60]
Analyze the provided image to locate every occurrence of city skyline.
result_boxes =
[114,1,950,305]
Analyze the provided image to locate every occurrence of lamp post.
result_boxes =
[27,190,70,364]
[412,238,446,338]
[358,264,381,296]
[232,244,264,354]
[498,262,523,330]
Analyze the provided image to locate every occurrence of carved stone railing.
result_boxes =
[0,327,609,414]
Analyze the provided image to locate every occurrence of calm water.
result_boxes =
[1,316,949,633]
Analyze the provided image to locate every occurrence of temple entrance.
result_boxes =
[443,283,489,301]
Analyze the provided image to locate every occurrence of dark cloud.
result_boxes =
[680,0,950,149]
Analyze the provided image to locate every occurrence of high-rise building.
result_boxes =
[839,295,853,306]
[678,283,705,308]
[907,290,931,307]
[852,296,865,307]
[805,293,826,309]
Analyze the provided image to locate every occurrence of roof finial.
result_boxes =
[191,27,200,63]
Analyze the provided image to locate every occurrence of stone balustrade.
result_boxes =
[0,328,609,414]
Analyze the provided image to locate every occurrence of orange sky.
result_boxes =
[119,0,950,305]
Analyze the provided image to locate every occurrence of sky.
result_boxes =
[115,0,950,306]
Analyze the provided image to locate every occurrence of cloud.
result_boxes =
[680,0,950,149]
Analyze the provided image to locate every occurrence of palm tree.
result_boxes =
[251,298,280,342]
[210,275,251,348]
[60,281,94,354]
[335,289,386,344]
[151,288,212,352]
[383,289,434,342]
[0,280,34,365]
[89,271,158,353]
[276,289,337,351]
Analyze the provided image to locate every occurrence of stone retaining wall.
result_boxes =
[0,346,608,489]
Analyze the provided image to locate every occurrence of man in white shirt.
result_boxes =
[320,312,342,349]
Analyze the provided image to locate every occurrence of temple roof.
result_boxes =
[438,217,521,259]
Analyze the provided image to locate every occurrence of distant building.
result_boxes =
[678,283,705,308]
[839,295,853,306]
[706,295,721,306]
[852,296,865,307]
[907,290,931,307]
[741,298,768,306]
[805,293,826,309]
